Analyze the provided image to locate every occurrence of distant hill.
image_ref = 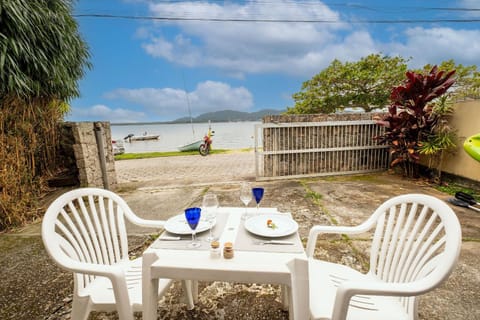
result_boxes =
[171,109,283,123]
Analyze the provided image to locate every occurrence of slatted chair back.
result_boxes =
[42,188,136,292]
[367,194,462,316]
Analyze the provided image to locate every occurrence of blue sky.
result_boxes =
[68,0,480,123]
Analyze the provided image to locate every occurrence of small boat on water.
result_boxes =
[178,123,214,152]
[178,139,202,152]
[124,133,160,142]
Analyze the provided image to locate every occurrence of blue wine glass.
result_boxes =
[185,207,201,248]
[252,187,264,214]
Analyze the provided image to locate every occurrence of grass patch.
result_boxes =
[299,180,339,225]
[305,189,323,202]
[115,185,138,193]
[463,237,480,242]
[200,187,210,197]
[114,149,230,160]
[320,174,381,183]
[435,184,480,201]
[300,180,370,269]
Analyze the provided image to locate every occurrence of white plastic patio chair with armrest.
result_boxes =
[305,193,462,320]
[41,187,194,320]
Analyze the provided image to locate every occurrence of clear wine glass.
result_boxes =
[202,193,219,242]
[252,187,264,214]
[184,207,202,248]
[240,182,252,220]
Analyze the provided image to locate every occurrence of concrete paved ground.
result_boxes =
[116,152,480,319]
[114,151,256,188]
[1,152,479,320]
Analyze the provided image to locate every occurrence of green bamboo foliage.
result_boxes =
[0,0,91,99]
[0,98,61,229]
[0,0,90,230]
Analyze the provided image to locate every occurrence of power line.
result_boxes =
[125,0,480,12]
[73,13,480,24]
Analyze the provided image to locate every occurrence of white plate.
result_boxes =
[164,214,215,235]
[244,214,298,238]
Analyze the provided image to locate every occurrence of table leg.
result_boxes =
[142,252,160,320]
[181,280,195,310]
[192,280,199,303]
[281,285,289,310]
[287,258,310,320]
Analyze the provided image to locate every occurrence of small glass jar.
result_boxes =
[223,242,234,259]
[210,240,221,258]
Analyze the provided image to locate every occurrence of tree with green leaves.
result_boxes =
[0,0,90,230]
[286,54,408,114]
[419,60,480,101]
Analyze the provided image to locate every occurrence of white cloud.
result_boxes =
[142,0,348,76]
[386,27,480,68]
[138,1,480,77]
[143,37,174,60]
[189,81,253,111]
[105,81,254,117]
[143,34,201,66]
[68,104,147,123]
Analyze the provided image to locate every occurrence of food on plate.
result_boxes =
[266,219,277,229]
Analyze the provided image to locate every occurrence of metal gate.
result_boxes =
[254,120,390,180]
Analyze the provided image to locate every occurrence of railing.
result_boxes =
[254,120,390,180]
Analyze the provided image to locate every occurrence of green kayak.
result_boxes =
[464,133,480,162]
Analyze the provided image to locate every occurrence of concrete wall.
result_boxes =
[441,100,480,182]
[67,121,117,189]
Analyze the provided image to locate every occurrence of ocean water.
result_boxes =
[111,121,261,153]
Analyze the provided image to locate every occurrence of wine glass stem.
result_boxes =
[192,231,196,244]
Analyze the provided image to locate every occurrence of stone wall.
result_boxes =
[263,112,384,123]
[66,121,117,189]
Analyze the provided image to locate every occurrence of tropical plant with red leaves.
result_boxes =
[375,66,456,177]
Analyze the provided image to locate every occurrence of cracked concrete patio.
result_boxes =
[1,152,479,319]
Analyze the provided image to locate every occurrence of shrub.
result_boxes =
[375,66,456,178]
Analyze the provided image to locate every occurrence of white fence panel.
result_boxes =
[255,121,389,180]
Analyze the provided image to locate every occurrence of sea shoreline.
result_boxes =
[111,121,261,153]
[114,148,252,160]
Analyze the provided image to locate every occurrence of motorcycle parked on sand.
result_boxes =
[199,128,214,156]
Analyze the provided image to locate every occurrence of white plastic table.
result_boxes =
[142,207,309,320]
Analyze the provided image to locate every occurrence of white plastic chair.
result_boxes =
[305,193,462,320]
[42,188,193,320]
